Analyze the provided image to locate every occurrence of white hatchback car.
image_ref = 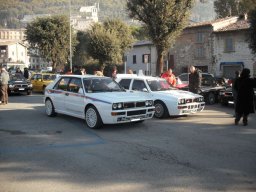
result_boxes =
[44,75,155,129]
[116,74,205,118]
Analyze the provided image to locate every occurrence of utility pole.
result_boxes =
[69,0,72,72]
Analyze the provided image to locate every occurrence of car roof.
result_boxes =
[116,74,163,80]
[33,73,56,75]
[59,74,110,79]
[178,72,213,76]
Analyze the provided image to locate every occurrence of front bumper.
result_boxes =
[111,107,155,123]
[8,87,32,94]
[177,102,205,115]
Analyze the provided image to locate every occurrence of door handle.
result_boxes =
[65,93,69,96]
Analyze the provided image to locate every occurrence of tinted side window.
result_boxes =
[37,74,42,80]
[132,80,147,91]
[55,77,70,91]
[179,74,188,82]
[68,78,82,93]
[119,79,131,90]
[202,74,215,86]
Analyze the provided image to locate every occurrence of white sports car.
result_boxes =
[44,75,155,129]
[115,74,205,118]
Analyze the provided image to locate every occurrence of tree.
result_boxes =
[127,0,193,75]
[25,15,77,72]
[130,25,149,40]
[85,19,134,70]
[248,9,256,54]
[214,0,256,19]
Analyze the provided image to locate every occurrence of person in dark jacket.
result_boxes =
[188,66,202,94]
[231,70,240,116]
[23,68,29,79]
[234,68,256,126]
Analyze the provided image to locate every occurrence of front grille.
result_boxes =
[136,101,146,107]
[127,110,146,116]
[15,84,28,88]
[124,102,135,108]
[186,99,193,103]
[124,101,146,109]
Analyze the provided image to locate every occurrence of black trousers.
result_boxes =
[235,112,249,123]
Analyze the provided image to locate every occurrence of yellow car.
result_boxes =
[30,73,57,93]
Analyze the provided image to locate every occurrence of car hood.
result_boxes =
[89,91,152,103]
[152,89,201,99]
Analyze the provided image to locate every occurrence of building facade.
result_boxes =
[0,41,28,70]
[126,16,255,78]
[213,19,255,78]
[0,28,26,41]
[125,41,157,76]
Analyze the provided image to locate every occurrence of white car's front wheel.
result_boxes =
[85,106,103,129]
[154,101,168,118]
[45,99,57,117]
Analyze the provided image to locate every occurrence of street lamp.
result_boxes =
[69,0,72,72]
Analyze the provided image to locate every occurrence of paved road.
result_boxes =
[0,94,256,192]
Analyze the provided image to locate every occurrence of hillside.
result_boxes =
[0,0,216,28]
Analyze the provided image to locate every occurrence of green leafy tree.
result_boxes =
[85,19,134,70]
[25,15,77,72]
[248,9,256,54]
[241,0,256,11]
[127,0,194,75]
[214,0,256,18]
[73,31,90,67]
[130,26,149,40]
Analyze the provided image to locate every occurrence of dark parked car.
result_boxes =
[219,88,256,108]
[8,74,33,95]
[177,73,227,104]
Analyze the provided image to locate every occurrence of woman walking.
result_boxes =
[234,68,256,126]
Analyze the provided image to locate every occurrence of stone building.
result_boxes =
[169,15,255,77]
[125,16,255,78]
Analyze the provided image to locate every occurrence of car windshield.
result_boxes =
[83,77,124,93]
[146,79,175,91]
[43,74,56,80]
[10,74,26,81]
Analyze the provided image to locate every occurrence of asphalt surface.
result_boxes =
[0,94,256,192]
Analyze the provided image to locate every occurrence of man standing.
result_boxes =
[161,68,176,87]
[189,66,202,94]
[0,65,10,105]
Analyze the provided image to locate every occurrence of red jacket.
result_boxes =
[161,72,176,87]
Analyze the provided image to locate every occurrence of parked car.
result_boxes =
[115,74,205,118]
[30,73,57,93]
[8,73,33,95]
[219,88,256,108]
[44,75,155,129]
[177,73,226,104]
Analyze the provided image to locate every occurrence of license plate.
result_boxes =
[131,118,141,122]
[19,88,25,90]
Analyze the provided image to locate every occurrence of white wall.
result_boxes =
[125,44,157,76]
[7,43,27,66]
[213,31,256,77]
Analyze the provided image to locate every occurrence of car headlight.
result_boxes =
[145,100,153,107]
[178,99,186,105]
[9,84,14,88]
[112,103,123,110]
[28,84,33,88]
